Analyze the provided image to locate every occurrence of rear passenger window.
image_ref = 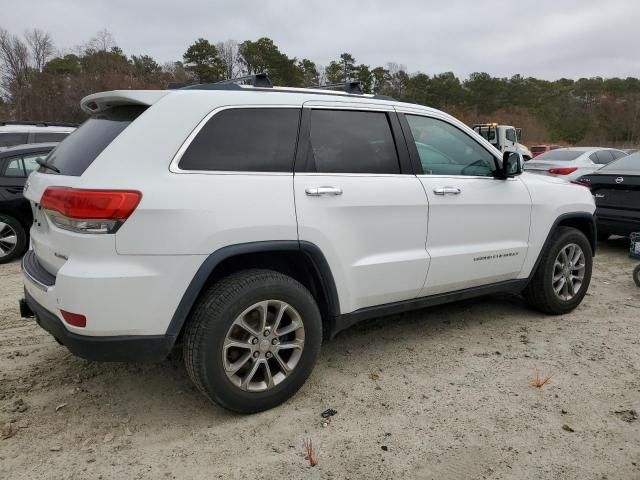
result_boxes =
[303,110,400,174]
[23,153,48,174]
[3,157,25,177]
[592,150,614,165]
[179,108,300,172]
[0,133,29,148]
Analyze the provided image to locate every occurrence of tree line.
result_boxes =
[0,27,639,146]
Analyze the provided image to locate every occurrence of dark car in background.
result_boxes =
[577,151,640,240]
[0,143,56,263]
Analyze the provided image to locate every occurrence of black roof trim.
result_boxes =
[0,121,78,128]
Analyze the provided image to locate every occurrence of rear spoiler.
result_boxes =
[80,90,170,115]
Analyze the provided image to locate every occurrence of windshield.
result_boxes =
[534,150,583,161]
[44,105,147,176]
[600,151,640,172]
[473,126,497,143]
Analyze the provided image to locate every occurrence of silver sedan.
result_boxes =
[523,147,627,181]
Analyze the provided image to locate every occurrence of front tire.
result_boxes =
[0,214,27,264]
[183,269,322,413]
[633,265,640,288]
[525,227,593,314]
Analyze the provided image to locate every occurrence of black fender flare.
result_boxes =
[164,240,340,339]
[528,212,597,280]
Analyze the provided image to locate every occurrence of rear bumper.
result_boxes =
[597,207,640,236]
[24,289,175,362]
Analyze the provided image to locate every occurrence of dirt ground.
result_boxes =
[1,239,639,480]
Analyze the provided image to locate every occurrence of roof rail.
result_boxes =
[310,81,364,95]
[0,120,79,128]
[179,73,273,91]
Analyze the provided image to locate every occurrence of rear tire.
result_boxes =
[633,265,640,288]
[525,227,592,314]
[183,269,322,413]
[0,214,27,264]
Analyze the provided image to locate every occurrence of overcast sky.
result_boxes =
[1,0,638,80]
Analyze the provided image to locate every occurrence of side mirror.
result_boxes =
[500,152,523,178]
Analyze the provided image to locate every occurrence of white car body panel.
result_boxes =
[417,175,531,295]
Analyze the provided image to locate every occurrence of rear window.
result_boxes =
[33,132,70,143]
[45,106,146,176]
[601,152,640,172]
[535,150,583,161]
[178,108,300,172]
[0,132,29,148]
[531,146,547,153]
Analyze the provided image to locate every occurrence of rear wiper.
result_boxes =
[36,157,60,174]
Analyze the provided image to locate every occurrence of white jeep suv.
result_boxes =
[20,75,596,413]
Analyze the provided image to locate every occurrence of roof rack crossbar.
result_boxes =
[215,73,273,88]
[310,81,364,94]
[177,73,273,91]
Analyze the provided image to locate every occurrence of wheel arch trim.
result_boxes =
[165,240,340,338]
[529,212,596,279]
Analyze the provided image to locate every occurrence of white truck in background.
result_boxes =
[473,123,532,160]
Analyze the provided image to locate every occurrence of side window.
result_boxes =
[178,108,300,172]
[22,153,48,174]
[592,150,614,165]
[303,110,400,174]
[405,115,497,176]
[0,133,29,148]
[33,132,69,143]
[505,128,517,142]
[3,157,26,177]
[610,150,626,160]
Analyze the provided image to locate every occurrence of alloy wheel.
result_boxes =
[552,243,586,301]
[0,221,18,258]
[222,300,305,392]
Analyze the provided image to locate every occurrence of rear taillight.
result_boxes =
[40,187,141,234]
[570,180,591,188]
[60,310,87,328]
[548,167,578,175]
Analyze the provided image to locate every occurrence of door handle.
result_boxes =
[433,186,461,195]
[305,186,343,196]
[7,187,24,194]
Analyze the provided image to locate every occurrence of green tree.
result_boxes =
[131,54,161,81]
[298,58,319,86]
[183,38,225,83]
[325,53,357,83]
[237,37,303,86]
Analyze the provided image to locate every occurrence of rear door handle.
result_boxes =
[433,186,461,195]
[305,186,343,196]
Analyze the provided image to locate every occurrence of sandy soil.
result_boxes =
[1,238,639,479]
